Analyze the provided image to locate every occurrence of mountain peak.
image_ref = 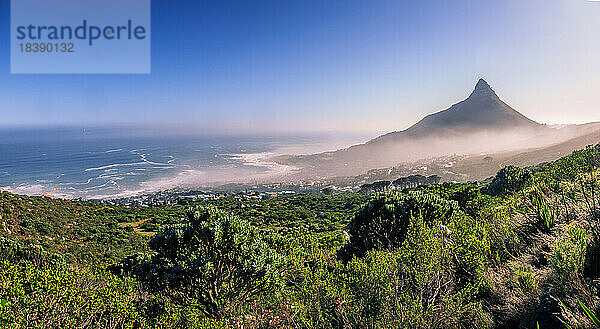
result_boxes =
[396,78,541,137]
[471,78,496,97]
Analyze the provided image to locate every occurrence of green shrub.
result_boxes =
[0,260,142,328]
[485,165,533,197]
[529,186,556,232]
[550,224,589,281]
[111,206,286,319]
[19,218,54,235]
[577,172,600,220]
[139,221,160,232]
[514,266,538,295]
[338,191,459,261]
[449,184,481,209]
[0,237,65,267]
[341,211,489,328]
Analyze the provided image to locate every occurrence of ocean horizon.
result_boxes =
[0,127,367,199]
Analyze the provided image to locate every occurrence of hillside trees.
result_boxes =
[359,181,391,194]
[393,175,442,189]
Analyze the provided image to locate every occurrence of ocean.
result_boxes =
[0,127,365,199]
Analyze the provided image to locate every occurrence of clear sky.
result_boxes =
[1,0,600,134]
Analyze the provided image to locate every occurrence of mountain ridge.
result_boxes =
[275,79,597,178]
[369,78,543,144]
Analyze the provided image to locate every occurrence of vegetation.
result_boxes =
[1,144,600,328]
[484,165,532,197]
[338,191,459,261]
[109,207,286,319]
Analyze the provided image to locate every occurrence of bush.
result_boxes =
[514,265,538,295]
[342,209,489,328]
[110,206,286,319]
[577,172,600,220]
[338,191,459,261]
[449,184,480,209]
[0,237,65,267]
[0,260,141,328]
[139,221,160,232]
[528,186,556,232]
[485,165,533,196]
[550,224,589,282]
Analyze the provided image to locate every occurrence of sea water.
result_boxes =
[0,127,364,199]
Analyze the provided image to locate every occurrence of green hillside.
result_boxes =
[1,144,600,328]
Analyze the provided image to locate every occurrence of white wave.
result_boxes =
[139,153,171,166]
[61,178,93,186]
[84,179,119,192]
[97,174,125,181]
[222,152,298,176]
[89,152,299,200]
[85,162,146,171]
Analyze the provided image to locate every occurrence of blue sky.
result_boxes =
[1,0,600,134]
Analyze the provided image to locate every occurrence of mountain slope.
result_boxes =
[371,79,543,143]
[450,126,600,181]
[276,79,592,178]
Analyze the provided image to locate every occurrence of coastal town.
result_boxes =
[106,154,464,207]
